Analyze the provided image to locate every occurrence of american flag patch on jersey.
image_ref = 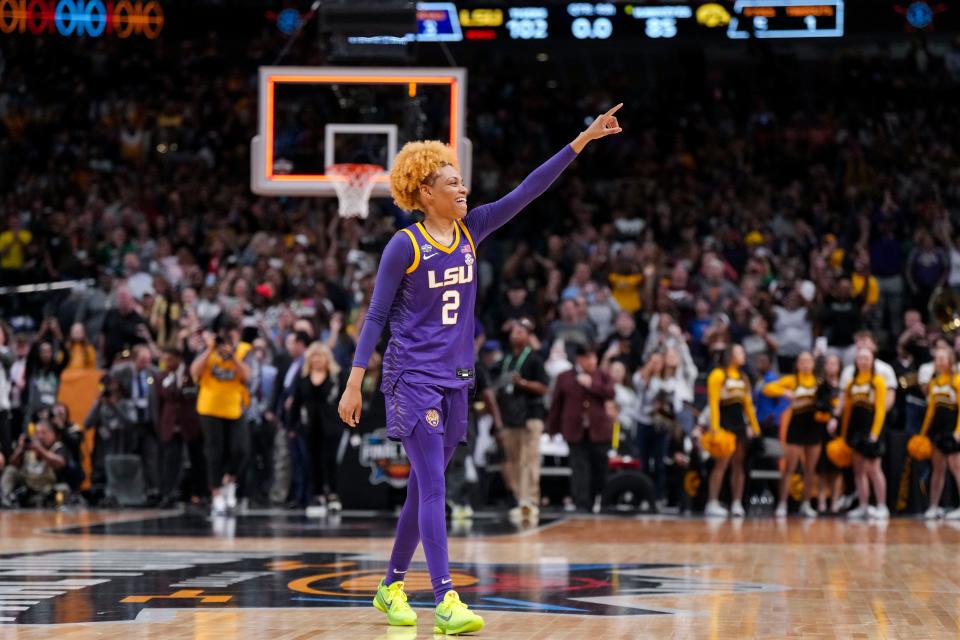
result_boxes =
[461,244,472,253]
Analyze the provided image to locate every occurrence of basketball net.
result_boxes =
[327,163,384,219]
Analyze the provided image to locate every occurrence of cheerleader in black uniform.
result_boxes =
[840,347,889,520]
[816,354,844,513]
[919,346,960,520]
[763,351,821,518]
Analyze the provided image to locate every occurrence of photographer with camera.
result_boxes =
[1,420,67,507]
[190,318,251,515]
[84,374,136,496]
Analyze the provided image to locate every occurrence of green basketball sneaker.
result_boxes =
[373,579,417,626]
[433,590,484,635]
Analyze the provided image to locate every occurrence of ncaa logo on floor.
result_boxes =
[0,551,787,624]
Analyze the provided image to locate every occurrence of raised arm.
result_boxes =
[466,103,623,244]
[338,232,414,427]
[870,376,888,439]
[763,374,797,398]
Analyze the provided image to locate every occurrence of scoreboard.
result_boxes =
[343,1,958,45]
[420,1,843,42]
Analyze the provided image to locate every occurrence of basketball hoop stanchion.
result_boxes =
[327,163,384,219]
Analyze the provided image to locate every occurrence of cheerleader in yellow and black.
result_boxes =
[840,347,889,520]
[762,351,821,518]
[919,346,960,520]
[705,344,760,518]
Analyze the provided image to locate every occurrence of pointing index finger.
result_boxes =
[603,102,624,117]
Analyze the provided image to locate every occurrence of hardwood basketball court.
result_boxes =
[1,509,958,639]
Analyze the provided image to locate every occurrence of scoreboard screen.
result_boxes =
[343,1,958,46]
[453,1,849,42]
[726,0,843,39]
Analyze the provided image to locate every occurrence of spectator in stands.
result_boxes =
[495,318,549,522]
[49,402,85,492]
[753,352,789,434]
[850,249,880,325]
[112,344,160,500]
[288,342,345,516]
[156,347,204,508]
[0,214,32,276]
[0,325,12,458]
[190,319,251,515]
[0,421,67,507]
[547,299,596,359]
[547,343,614,512]
[23,321,68,428]
[772,290,813,374]
[84,374,135,494]
[275,330,311,508]
[64,323,97,370]
[907,229,948,318]
[634,345,696,507]
[601,311,646,373]
[742,315,779,371]
[100,285,148,367]
[246,337,278,506]
[489,281,539,337]
[818,277,862,357]
[608,360,637,437]
[585,283,620,344]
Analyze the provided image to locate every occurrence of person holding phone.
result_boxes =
[190,319,252,515]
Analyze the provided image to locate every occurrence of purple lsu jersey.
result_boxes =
[380,219,477,393]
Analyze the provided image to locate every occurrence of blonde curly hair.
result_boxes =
[389,140,458,212]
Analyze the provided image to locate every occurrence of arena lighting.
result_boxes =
[0,0,163,38]
[262,72,460,183]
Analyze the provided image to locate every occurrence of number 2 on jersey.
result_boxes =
[442,290,460,325]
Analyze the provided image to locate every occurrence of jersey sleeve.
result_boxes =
[465,144,577,244]
[840,382,853,438]
[870,374,887,437]
[742,385,761,435]
[954,374,960,436]
[351,232,415,369]
[866,277,879,305]
[762,374,797,398]
[706,369,724,432]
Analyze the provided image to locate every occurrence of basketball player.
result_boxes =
[704,344,760,518]
[338,104,623,634]
[762,351,821,518]
[919,346,960,520]
[840,347,889,520]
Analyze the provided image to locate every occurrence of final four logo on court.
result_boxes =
[357,428,410,488]
[0,550,789,625]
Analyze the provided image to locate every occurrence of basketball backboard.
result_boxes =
[251,66,470,198]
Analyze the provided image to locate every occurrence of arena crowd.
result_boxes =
[2,31,960,519]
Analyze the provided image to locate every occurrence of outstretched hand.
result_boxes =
[572,103,623,152]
